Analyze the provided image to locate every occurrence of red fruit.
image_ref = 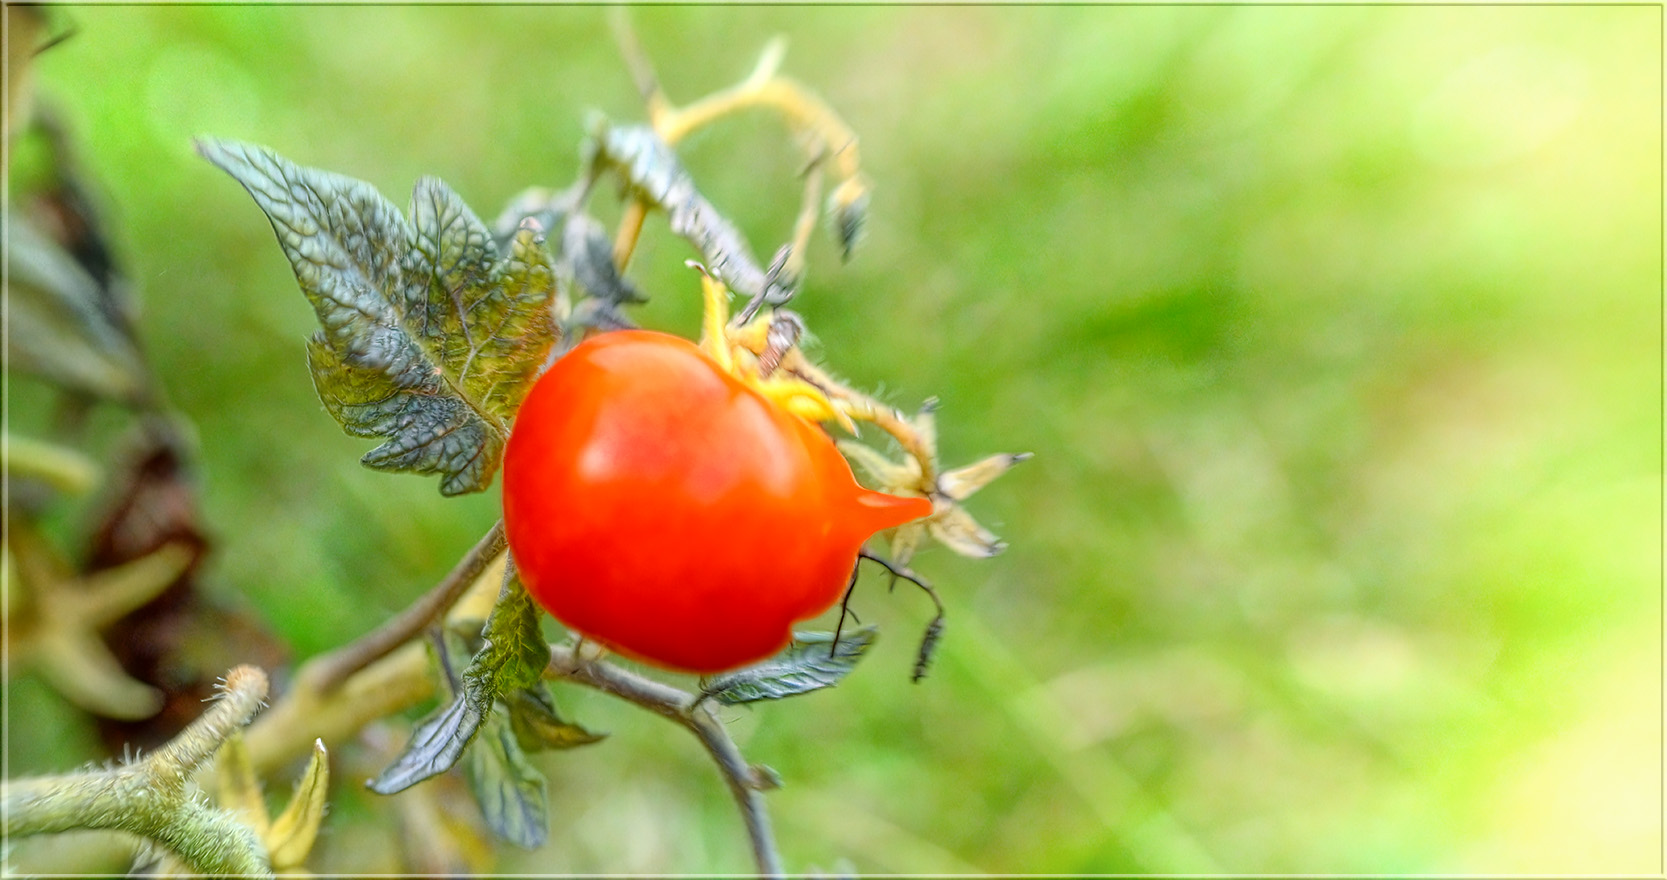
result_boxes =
[502,329,931,673]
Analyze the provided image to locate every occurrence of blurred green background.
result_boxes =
[7,5,1660,875]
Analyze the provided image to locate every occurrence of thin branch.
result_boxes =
[829,562,861,659]
[547,645,784,878]
[312,519,506,693]
[859,550,946,683]
[212,616,786,875]
[229,535,511,782]
[238,641,434,781]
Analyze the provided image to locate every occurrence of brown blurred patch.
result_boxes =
[87,423,289,752]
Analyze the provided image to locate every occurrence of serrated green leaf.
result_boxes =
[465,570,549,697]
[369,574,549,794]
[507,685,606,752]
[463,706,548,849]
[702,626,879,705]
[305,335,498,496]
[196,139,558,495]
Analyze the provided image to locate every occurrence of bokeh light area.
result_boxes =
[7,6,1661,875]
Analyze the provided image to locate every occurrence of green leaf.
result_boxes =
[702,626,879,705]
[464,569,549,697]
[507,685,606,752]
[367,678,484,795]
[196,139,558,495]
[368,574,549,794]
[463,705,549,849]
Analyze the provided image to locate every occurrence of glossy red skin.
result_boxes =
[502,330,931,673]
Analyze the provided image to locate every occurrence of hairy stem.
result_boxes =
[547,645,783,878]
[312,520,505,693]
[769,349,938,486]
[2,665,273,877]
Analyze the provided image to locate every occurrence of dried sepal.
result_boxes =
[197,139,561,496]
[939,452,1032,503]
[210,733,331,872]
[835,400,1028,563]
[265,739,330,870]
[925,502,1007,559]
[4,521,191,719]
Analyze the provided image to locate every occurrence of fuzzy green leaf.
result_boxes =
[366,664,483,796]
[463,706,549,849]
[197,138,558,495]
[368,575,549,794]
[702,626,879,705]
[465,571,550,697]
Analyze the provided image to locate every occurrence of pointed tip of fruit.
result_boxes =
[853,489,933,535]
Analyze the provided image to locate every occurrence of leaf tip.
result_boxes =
[192,135,242,169]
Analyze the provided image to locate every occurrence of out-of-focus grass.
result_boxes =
[7,6,1659,875]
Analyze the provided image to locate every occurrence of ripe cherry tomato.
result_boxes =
[502,329,932,673]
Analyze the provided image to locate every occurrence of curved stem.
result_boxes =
[775,350,938,486]
[204,531,785,876]
[689,701,782,877]
[231,542,513,781]
[603,16,867,281]
[547,645,784,877]
[659,78,860,183]
[312,520,505,693]
[3,665,273,877]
